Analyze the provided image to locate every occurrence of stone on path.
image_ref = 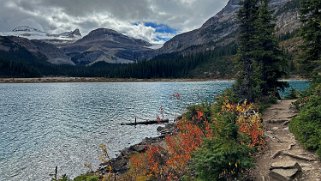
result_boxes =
[269,168,300,181]
[270,161,302,171]
[269,161,302,181]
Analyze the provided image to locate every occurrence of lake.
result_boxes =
[0,80,308,180]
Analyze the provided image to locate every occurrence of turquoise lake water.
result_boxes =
[0,80,309,180]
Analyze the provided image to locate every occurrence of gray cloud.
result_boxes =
[0,0,229,43]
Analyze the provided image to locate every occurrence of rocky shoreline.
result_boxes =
[98,120,179,176]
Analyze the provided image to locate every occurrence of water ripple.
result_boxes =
[0,81,308,181]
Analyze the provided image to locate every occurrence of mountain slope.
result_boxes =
[0,36,74,65]
[157,0,300,55]
[62,28,154,65]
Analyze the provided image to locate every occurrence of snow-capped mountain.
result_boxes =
[0,26,82,44]
[62,28,154,65]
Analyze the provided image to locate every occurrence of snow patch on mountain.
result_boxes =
[0,26,82,43]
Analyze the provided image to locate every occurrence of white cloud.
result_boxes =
[0,0,229,44]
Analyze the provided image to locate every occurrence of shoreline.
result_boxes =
[0,77,232,83]
[98,122,177,176]
[0,77,307,83]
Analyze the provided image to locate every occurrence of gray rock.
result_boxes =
[269,168,301,181]
[269,161,302,180]
[129,144,147,153]
[270,161,302,171]
[157,123,176,135]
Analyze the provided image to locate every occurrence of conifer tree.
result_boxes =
[299,0,321,76]
[235,0,260,101]
[236,0,288,101]
[255,0,288,96]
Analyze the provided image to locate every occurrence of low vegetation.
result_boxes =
[290,77,321,158]
[289,0,321,160]
[107,91,265,180]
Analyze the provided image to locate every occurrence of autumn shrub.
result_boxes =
[185,102,211,131]
[126,92,265,180]
[190,97,266,180]
[212,88,239,113]
[191,114,254,180]
[127,109,210,180]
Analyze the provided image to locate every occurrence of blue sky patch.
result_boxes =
[132,21,177,43]
[143,22,177,34]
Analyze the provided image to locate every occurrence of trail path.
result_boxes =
[253,100,321,181]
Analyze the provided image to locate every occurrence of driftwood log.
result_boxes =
[121,119,169,125]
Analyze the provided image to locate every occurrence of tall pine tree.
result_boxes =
[300,0,321,76]
[236,0,288,101]
[235,0,260,101]
[255,0,288,96]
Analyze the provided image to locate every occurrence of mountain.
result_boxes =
[157,0,300,55]
[0,0,302,78]
[56,29,82,39]
[0,36,74,65]
[0,27,156,66]
[62,28,154,65]
[0,26,82,45]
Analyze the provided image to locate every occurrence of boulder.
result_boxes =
[269,161,302,180]
[270,161,302,171]
[157,123,176,135]
[129,144,147,153]
[269,168,300,181]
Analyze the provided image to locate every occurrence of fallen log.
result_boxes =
[121,119,169,125]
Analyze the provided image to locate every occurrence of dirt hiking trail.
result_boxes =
[253,100,321,181]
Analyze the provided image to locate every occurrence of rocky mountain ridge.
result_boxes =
[157,0,300,55]
[0,36,74,65]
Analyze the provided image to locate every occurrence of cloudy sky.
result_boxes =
[0,0,229,44]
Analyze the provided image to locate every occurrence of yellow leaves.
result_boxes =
[237,113,265,147]
[222,98,254,114]
[222,98,265,147]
